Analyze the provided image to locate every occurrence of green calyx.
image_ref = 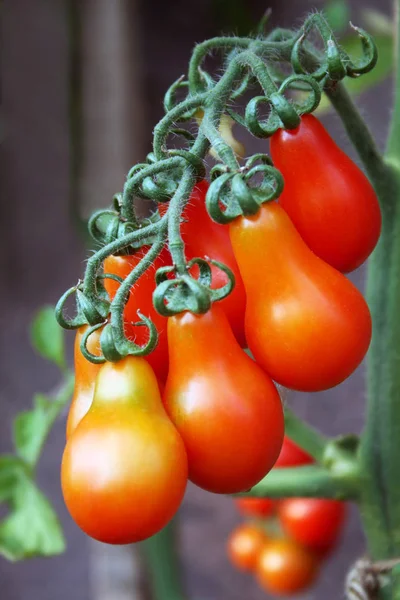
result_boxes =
[206,155,284,224]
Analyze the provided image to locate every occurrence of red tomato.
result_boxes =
[62,356,188,544]
[275,437,314,468]
[164,304,284,493]
[278,498,346,554]
[227,524,267,572]
[229,202,372,392]
[235,497,275,519]
[270,114,381,273]
[104,248,170,382]
[66,325,102,439]
[159,180,246,346]
[256,538,320,595]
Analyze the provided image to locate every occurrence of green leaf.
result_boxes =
[14,394,53,467]
[30,305,66,369]
[324,0,350,33]
[0,472,65,561]
[0,456,25,503]
[14,375,74,468]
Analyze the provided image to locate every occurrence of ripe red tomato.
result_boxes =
[270,114,381,273]
[164,304,284,493]
[66,325,102,439]
[278,498,346,554]
[235,497,275,519]
[256,538,320,595]
[229,202,372,392]
[227,524,267,572]
[275,437,314,468]
[104,248,170,382]
[159,180,246,346]
[62,356,188,544]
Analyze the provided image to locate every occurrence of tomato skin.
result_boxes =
[256,538,320,595]
[229,202,372,392]
[227,524,267,572]
[159,180,246,346]
[164,305,284,494]
[235,497,275,519]
[66,325,102,439]
[62,356,188,544]
[104,249,170,382]
[270,114,381,273]
[275,437,314,468]
[278,498,346,554]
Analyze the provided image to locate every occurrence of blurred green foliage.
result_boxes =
[0,307,73,560]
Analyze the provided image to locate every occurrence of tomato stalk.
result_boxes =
[141,520,187,600]
[283,408,327,463]
[322,2,400,596]
[324,82,389,190]
[243,464,359,500]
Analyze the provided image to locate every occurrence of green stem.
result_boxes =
[329,5,400,596]
[166,134,209,273]
[284,408,327,463]
[324,82,389,191]
[153,94,207,161]
[82,220,163,299]
[387,1,400,160]
[141,519,187,600]
[242,464,359,500]
[31,372,75,471]
[360,163,400,565]
[110,240,165,355]
[188,37,253,92]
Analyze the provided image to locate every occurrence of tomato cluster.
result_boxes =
[228,438,347,596]
[61,115,377,547]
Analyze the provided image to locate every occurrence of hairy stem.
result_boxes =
[329,5,400,597]
[242,464,359,500]
[284,407,327,463]
[324,82,389,191]
[141,519,186,600]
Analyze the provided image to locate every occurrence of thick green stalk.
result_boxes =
[362,0,400,569]
[387,0,400,161]
[329,3,400,596]
[284,408,327,463]
[360,163,400,567]
[324,82,388,191]
[244,464,359,500]
[141,519,186,600]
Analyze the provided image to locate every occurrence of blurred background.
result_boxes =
[0,0,393,598]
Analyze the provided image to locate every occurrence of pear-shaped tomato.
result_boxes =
[159,180,247,346]
[229,202,372,392]
[104,248,170,382]
[62,356,188,544]
[66,325,102,439]
[163,305,284,494]
[270,114,381,273]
